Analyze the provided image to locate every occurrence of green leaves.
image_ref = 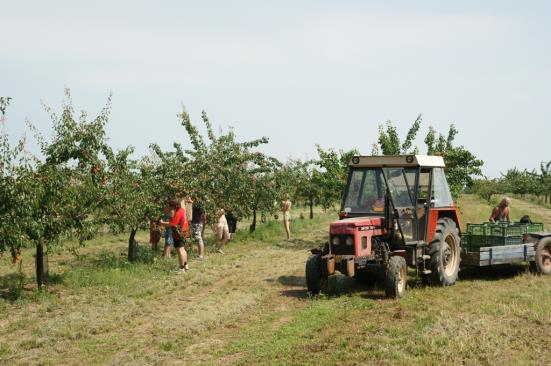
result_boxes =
[0,96,12,117]
[375,115,422,156]
[0,90,113,268]
[177,107,272,222]
[374,116,483,199]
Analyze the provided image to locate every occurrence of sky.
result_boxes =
[1,0,550,177]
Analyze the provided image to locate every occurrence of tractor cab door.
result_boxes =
[382,167,418,243]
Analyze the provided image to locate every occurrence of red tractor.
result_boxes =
[306,155,462,298]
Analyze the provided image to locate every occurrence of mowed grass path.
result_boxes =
[1,197,551,365]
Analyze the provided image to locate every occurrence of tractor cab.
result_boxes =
[306,155,462,298]
[338,155,460,247]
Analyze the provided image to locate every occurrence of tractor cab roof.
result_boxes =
[349,155,445,168]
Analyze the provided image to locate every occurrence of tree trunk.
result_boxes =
[309,200,314,219]
[249,208,257,232]
[128,227,138,262]
[35,240,49,287]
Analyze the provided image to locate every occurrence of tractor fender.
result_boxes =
[528,232,551,240]
[310,242,330,256]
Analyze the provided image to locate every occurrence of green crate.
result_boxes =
[490,225,524,237]
[525,223,544,233]
[466,223,490,235]
[464,221,544,251]
[468,235,492,246]
[490,236,523,245]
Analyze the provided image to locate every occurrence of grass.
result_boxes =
[1,200,550,365]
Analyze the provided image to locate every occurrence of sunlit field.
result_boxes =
[1,197,550,365]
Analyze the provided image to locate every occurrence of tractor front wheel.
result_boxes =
[305,254,327,294]
[534,237,551,275]
[385,255,407,298]
[429,218,461,286]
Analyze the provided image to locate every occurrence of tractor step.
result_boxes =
[422,269,432,275]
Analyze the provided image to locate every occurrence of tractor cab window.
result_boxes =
[432,168,453,207]
[417,169,431,240]
[382,168,417,241]
[404,168,417,201]
[417,169,430,202]
[383,168,414,208]
[342,169,386,214]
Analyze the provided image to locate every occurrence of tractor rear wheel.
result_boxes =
[534,237,551,275]
[429,218,461,286]
[305,254,327,294]
[385,255,407,298]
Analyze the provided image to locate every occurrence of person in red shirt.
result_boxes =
[161,199,189,273]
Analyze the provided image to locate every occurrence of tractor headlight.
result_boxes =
[331,236,339,246]
[345,236,354,246]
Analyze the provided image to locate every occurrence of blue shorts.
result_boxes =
[165,228,174,246]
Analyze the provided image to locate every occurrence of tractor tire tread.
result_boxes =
[385,256,407,298]
[534,237,551,276]
[429,218,461,286]
[305,255,324,294]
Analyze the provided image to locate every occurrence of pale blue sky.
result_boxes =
[1,0,549,177]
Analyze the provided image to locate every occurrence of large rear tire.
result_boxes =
[534,237,551,275]
[385,256,407,298]
[429,218,461,286]
[305,254,326,294]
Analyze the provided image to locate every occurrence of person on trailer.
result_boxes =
[489,197,512,223]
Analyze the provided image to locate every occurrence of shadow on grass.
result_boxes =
[0,270,67,302]
[274,238,322,250]
[0,272,26,301]
[275,273,392,300]
[278,275,304,287]
[276,265,529,302]
[459,263,530,282]
[88,244,159,269]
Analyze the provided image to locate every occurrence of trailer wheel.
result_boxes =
[385,256,407,298]
[305,254,327,294]
[534,237,551,275]
[429,218,461,286]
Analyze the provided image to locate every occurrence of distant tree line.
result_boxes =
[471,163,551,204]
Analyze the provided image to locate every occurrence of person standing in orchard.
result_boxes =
[161,199,190,273]
[489,197,512,223]
[212,208,230,254]
[225,208,237,241]
[191,203,205,260]
[149,219,161,251]
[161,205,174,258]
[282,193,292,241]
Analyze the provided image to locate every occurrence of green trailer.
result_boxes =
[460,222,551,274]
